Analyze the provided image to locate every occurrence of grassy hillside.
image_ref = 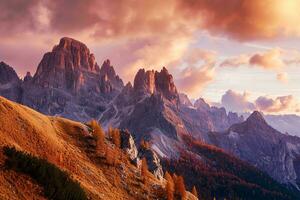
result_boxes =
[0,96,178,200]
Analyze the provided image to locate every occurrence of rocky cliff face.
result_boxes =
[133,67,179,104]
[100,67,242,159]
[120,129,138,161]
[1,38,124,121]
[209,111,300,188]
[0,62,22,102]
[138,146,164,180]
[33,37,100,92]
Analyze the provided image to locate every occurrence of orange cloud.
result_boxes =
[179,0,300,40]
[176,65,215,98]
[220,48,285,70]
[175,49,217,97]
[249,48,284,69]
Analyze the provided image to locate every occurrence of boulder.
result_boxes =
[138,146,164,180]
[120,129,138,161]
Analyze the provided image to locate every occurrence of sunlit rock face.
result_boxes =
[1,38,124,121]
[0,62,22,102]
[133,67,179,104]
[99,59,123,94]
[33,37,101,93]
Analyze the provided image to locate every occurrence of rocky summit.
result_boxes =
[0,62,22,102]
[1,38,124,121]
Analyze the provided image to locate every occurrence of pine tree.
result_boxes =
[89,120,105,154]
[165,171,174,200]
[112,129,121,148]
[141,157,149,184]
[192,186,198,199]
[105,146,115,166]
[108,128,121,148]
[175,175,186,200]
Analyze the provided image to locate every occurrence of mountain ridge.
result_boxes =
[1,37,300,193]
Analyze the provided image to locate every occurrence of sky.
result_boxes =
[0,0,300,114]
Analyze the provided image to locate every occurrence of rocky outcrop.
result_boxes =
[133,67,179,104]
[120,129,138,161]
[99,59,123,93]
[179,93,193,107]
[0,62,20,84]
[23,72,32,82]
[138,146,164,180]
[0,62,22,102]
[194,97,210,111]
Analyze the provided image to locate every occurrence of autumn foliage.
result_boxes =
[165,171,174,200]
[192,186,198,198]
[141,157,149,184]
[89,120,105,153]
[108,127,121,148]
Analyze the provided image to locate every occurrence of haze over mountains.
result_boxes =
[1,37,300,199]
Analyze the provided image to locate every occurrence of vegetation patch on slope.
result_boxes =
[162,135,298,200]
[3,146,87,200]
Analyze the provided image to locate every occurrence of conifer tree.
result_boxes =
[89,120,105,154]
[108,127,121,148]
[175,175,186,200]
[165,171,174,200]
[141,157,149,184]
[192,186,198,199]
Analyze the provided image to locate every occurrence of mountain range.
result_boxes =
[1,37,300,199]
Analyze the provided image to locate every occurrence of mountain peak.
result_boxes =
[33,37,101,90]
[133,67,179,103]
[54,37,88,51]
[0,61,20,84]
[100,59,116,78]
[23,72,33,82]
[247,111,266,124]
[230,110,272,133]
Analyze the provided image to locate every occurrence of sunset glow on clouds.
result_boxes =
[0,0,300,114]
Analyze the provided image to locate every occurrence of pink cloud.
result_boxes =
[220,90,300,113]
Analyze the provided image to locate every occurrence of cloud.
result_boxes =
[255,95,299,113]
[220,90,300,113]
[249,48,284,69]
[220,48,294,84]
[220,54,249,67]
[179,0,300,40]
[2,0,300,40]
[176,65,215,98]
[221,90,256,112]
[1,0,300,92]
[186,49,217,65]
[221,48,285,69]
[276,72,289,83]
[175,49,217,97]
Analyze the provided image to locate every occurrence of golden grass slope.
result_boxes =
[0,96,197,200]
